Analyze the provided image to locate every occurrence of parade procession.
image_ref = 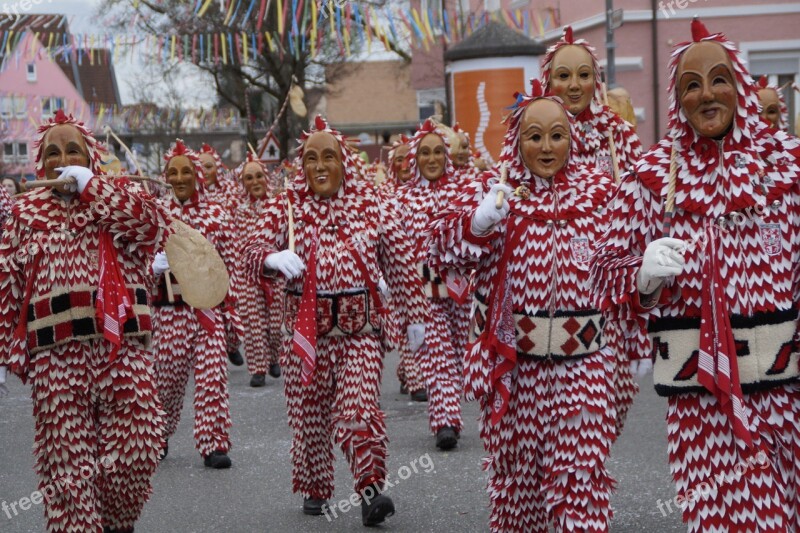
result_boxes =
[2,1,800,532]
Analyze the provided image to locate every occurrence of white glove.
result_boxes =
[0,366,8,399]
[471,182,514,235]
[55,166,94,194]
[407,323,426,353]
[265,250,305,280]
[630,359,653,379]
[636,238,687,294]
[152,252,170,276]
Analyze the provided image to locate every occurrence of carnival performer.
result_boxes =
[428,80,617,532]
[243,116,429,525]
[151,140,237,469]
[230,153,282,387]
[590,19,800,532]
[451,123,482,184]
[542,25,645,435]
[198,143,245,367]
[756,75,789,131]
[394,118,471,450]
[0,110,167,533]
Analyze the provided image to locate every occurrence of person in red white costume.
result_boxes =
[0,111,168,533]
[590,19,800,532]
[428,80,617,532]
[451,123,482,185]
[198,143,245,367]
[393,118,471,450]
[381,135,412,196]
[542,25,645,436]
[151,139,238,469]
[230,153,282,387]
[755,75,789,132]
[243,116,429,525]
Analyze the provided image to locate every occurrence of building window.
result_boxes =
[2,143,28,164]
[41,97,65,119]
[26,63,36,82]
[16,143,28,164]
[13,96,26,118]
[0,97,11,119]
[2,144,13,164]
[417,88,446,121]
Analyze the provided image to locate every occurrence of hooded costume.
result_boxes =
[428,81,617,532]
[590,20,800,532]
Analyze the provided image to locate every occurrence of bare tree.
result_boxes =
[99,0,410,158]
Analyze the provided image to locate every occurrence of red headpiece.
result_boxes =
[755,75,788,129]
[405,118,455,186]
[293,115,361,198]
[162,139,206,193]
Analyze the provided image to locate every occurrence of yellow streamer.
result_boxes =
[197,0,214,17]
[220,33,227,65]
[277,0,284,36]
[242,31,248,63]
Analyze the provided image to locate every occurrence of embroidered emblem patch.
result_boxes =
[759,223,782,256]
[570,237,591,264]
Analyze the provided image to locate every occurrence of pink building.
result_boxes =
[412,0,800,151]
[0,15,94,180]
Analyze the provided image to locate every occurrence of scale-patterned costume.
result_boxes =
[199,143,244,355]
[393,119,471,435]
[230,158,282,377]
[0,112,168,532]
[243,116,428,500]
[542,26,644,435]
[590,21,800,532]
[152,141,238,459]
[428,84,617,532]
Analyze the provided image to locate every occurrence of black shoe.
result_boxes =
[303,497,328,516]
[361,488,395,527]
[435,427,458,451]
[399,383,408,395]
[268,363,281,378]
[228,349,244,366]
[203,451,232,469]
[250,373,267,387]
[104,528,134,533]
[159,440,168,460]
[410,389,427,402]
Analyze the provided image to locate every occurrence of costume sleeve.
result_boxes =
[243,195,289,284]
[80,176,171,253]
[377,198,429,329]
[611,115,644,175]
[0,216,26,375]
[589,171,668,361]
[427,172,500,274]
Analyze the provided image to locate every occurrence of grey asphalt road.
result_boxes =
[0,350,685,532]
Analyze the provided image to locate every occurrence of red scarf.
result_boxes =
[95,231,135,360]
[294,228,319,386]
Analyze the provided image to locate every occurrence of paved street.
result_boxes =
[1,350,685,532]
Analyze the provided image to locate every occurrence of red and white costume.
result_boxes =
[542,26,645,435]
[0,112,168,532]
[451,124,482,185]
[428,85,617,532]
[590,22,800,532]
[198,143,244,355]
[152,141,238,459]
[243,116,429,500]
[756,75,790,132]
[393,119,471,436]
[229,156,283,377]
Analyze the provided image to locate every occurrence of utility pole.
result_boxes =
[605,0,617,87]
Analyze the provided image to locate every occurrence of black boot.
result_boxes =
[250,373,267,387]
[361,485,395,527]
[227,349,244,366]
[203,450,232,469]
[410,388,427,402]
[435,427,458,451]
[268,362,282,378]
[303,497,328,516]
[104,528,134,533]
[159,440,168,460]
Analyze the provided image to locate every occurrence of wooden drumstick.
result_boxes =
[495,162,508,209]
[164,270,175,303]
[25,174,171,188]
